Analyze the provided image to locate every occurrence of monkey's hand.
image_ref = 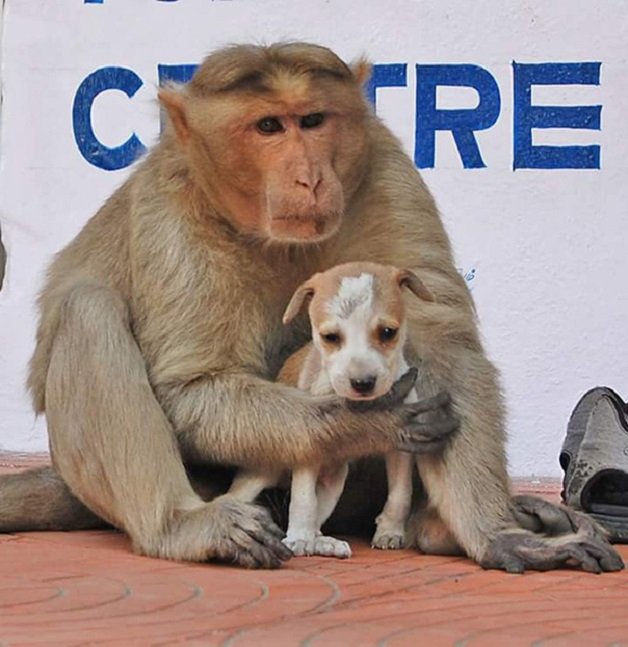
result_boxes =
[480,528,624,574]
[348,369,459,453]
[511,494,605,537]
[158,496,293,569]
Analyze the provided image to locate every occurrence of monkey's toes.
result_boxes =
[211,496,293,568]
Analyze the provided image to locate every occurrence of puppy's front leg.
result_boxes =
[372,451,414,549]
[284,467,320,556]
[372,387,417,550]
[314,463,352,558]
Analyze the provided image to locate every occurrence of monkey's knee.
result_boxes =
[409,507,464,556]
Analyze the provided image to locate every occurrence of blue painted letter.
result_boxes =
[415,64,500,169]
[513,62,601,170]
[364,64,407,106]
[73,67,146,171]
[157,64,198,86]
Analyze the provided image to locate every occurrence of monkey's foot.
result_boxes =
[371,528,405,550]
[152,496,293,569]
[480,530,624,574]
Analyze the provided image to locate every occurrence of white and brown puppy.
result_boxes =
[229,261,434,557]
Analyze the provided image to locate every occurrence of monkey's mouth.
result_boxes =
[269,211,341,243]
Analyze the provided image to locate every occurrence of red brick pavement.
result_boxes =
[1,455,627,647]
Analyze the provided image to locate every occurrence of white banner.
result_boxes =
[1,0,627,477]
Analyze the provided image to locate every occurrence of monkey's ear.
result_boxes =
[351,57,372,86]
[397,269,434,302]
[158,88,190,145]
[283,282,315,325]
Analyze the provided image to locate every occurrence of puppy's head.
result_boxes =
[283,262,433,400]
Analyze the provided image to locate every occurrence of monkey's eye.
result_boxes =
[321,332,341,345]
[300,113,325,129]
[256,117,284,134]
[378,327,398,342]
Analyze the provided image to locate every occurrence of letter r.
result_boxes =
[415,64,501,169]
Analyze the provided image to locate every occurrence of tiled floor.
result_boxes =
[1,455,627,647]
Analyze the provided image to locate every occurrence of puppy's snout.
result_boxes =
[350,376,377,396]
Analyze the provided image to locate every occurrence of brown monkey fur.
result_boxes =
[0,42,622,573]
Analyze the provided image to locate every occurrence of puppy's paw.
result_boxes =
[313,535,352,558]
[371,529,406,550]
[282,534,316,556]
[372,516,406,550]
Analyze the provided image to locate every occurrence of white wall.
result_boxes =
[1,0,627,477]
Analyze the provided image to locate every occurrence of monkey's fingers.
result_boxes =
[578,537,625,572]
[406,391,452,415]
[511,495,577,535]
[348,368,418,412]
[394,408,459,453]
[395,437,448,454]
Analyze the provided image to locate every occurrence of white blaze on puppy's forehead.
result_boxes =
[327,273,374,319]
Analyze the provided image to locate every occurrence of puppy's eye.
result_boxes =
[321,332,341,344]
[379,327,398,342]
[256,117,284,134]
[300,113,325,129]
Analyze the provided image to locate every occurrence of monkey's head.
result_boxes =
[159,43,372,244]
[283,263,434,400]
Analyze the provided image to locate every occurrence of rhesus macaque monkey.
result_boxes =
[0,43,621,573]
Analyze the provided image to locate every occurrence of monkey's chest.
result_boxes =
[134,276,309,384]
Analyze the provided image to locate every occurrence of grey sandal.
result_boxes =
[561,387,628,542]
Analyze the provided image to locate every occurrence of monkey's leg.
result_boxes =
[0,465,106,531]
[414,348,623,572]
[44,284,291,568]
[371,451,414,550]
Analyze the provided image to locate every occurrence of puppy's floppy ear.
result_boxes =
[396,268,434,302]
[283,280,316,325]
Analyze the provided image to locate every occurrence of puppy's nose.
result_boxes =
[350,376,377,395]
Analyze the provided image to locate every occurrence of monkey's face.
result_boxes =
[191,90,368,244]
[309,272,408,401]
[159,45,370,245]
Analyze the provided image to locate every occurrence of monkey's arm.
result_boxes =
[158,369,456,469]
[39,282,291,567]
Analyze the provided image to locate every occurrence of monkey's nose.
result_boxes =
[350,376,377,396]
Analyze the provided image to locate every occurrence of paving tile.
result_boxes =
[0,454,627,646]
